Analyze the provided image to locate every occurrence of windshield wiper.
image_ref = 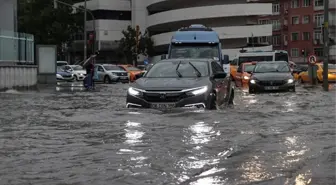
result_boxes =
[188,62,202,77]
[176,61,183,77]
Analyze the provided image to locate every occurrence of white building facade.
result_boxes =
[73,0,274,62]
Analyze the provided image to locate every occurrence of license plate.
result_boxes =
[265,86,279,90]
[120,76,128,79]
[151,103,175,109]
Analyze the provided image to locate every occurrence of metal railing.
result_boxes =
[0,29,35,63]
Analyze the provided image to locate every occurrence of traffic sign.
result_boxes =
[144,59,149,65]
[307,54,317,65]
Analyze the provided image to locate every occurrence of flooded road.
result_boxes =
[0,83,335,185]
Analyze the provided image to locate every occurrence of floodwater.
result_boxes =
[0,83,335,185]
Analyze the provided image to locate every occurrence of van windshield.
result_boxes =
[170,43,219,60]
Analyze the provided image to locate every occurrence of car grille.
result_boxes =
[258,80,286,86]
[143,91,189,102]
[116,72,128,76]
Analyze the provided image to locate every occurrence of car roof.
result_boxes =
[158,58,214,63]
[256,61,287,64]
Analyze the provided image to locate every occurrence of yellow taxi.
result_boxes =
[298,63,336,83]
[234,62,257,88]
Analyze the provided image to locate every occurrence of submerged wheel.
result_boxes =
[104,76,111,84]
[228,89,234,105]
[207,92,217,110]
[249,88,255,94]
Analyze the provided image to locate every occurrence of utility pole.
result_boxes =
[83,0,87,61]
[53,0,95,61]
[135,25,140,66]
[323,0,329,91]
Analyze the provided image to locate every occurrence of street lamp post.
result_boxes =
[53,0,96,61]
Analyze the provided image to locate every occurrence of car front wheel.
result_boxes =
[104,76,111,84]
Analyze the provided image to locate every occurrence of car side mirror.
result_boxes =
[221,54,230,65]
[213,72,227,79]
[135,72,144,79]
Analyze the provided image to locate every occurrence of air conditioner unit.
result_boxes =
[284,41,288,45]
[314,39,318,44]
[284,10,288,14]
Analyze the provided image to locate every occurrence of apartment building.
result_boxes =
[72,0,274,62]
[257,0,335,62]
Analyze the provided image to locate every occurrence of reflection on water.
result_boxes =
[241,157,274,183]
[190,176,223,185]
[294,170,312,185]
[124,121,143,145]
[186,121,220,146]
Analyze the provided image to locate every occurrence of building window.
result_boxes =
[303,0,311,7]
[314,47,324,56]
[303,32,310,40]
[292,32,299,41]
[314,0,324,7]
[89,10,132,20]
[272,20,281,30]
[291,48,299,57]
[291,0,299,8]
[273,3,280,14]
[292,16,300,24]
[303,15,310,24]
[314,30,322,40]
[314,14,324,27]
[259,36,271,43]
[258,19,270,24]
[272,35,281,46]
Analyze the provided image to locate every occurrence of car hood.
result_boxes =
[57,71,71,75]
[133,77,210,91]
[252,72,293,81]
[106,70,127,73]
[74,70,86,74]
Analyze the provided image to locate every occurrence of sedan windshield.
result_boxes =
[145,61,209,78]
[126,67,141,71]
[328,64,336,69]
[244,64,256,72]
[254,62,290,73]
[238,56,272,65]
[72,65,83,70]
[104,65,124,71]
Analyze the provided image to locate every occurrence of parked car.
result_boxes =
[298,63,336,83]
[57,61,68,67]
[118,64,144,82]
[56,66,75,81]
[126,58,235,109]
[248,61,295,93]
[63,65,86,81]
[94,64,129,83]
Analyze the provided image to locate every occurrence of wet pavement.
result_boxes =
[0,82,335,185]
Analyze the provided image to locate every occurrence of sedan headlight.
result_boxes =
[250,79,256,84]
[128,87,141,96]
[243,76,250,80]
[190,86,208,95]
[287,79,294,83]
[111,72,117,76]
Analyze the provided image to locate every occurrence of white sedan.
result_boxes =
[63,65,87,81]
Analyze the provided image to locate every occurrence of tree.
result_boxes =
[118,26,155,66]
[18,0,84,48]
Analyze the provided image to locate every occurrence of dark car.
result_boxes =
[248,61,295,93]
[126,59,234,109]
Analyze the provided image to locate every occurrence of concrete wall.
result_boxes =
[0,65,38,91]
[0,0,17,31]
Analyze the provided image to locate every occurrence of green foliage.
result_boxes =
[18,0,84,47]
[118,25,155,65]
